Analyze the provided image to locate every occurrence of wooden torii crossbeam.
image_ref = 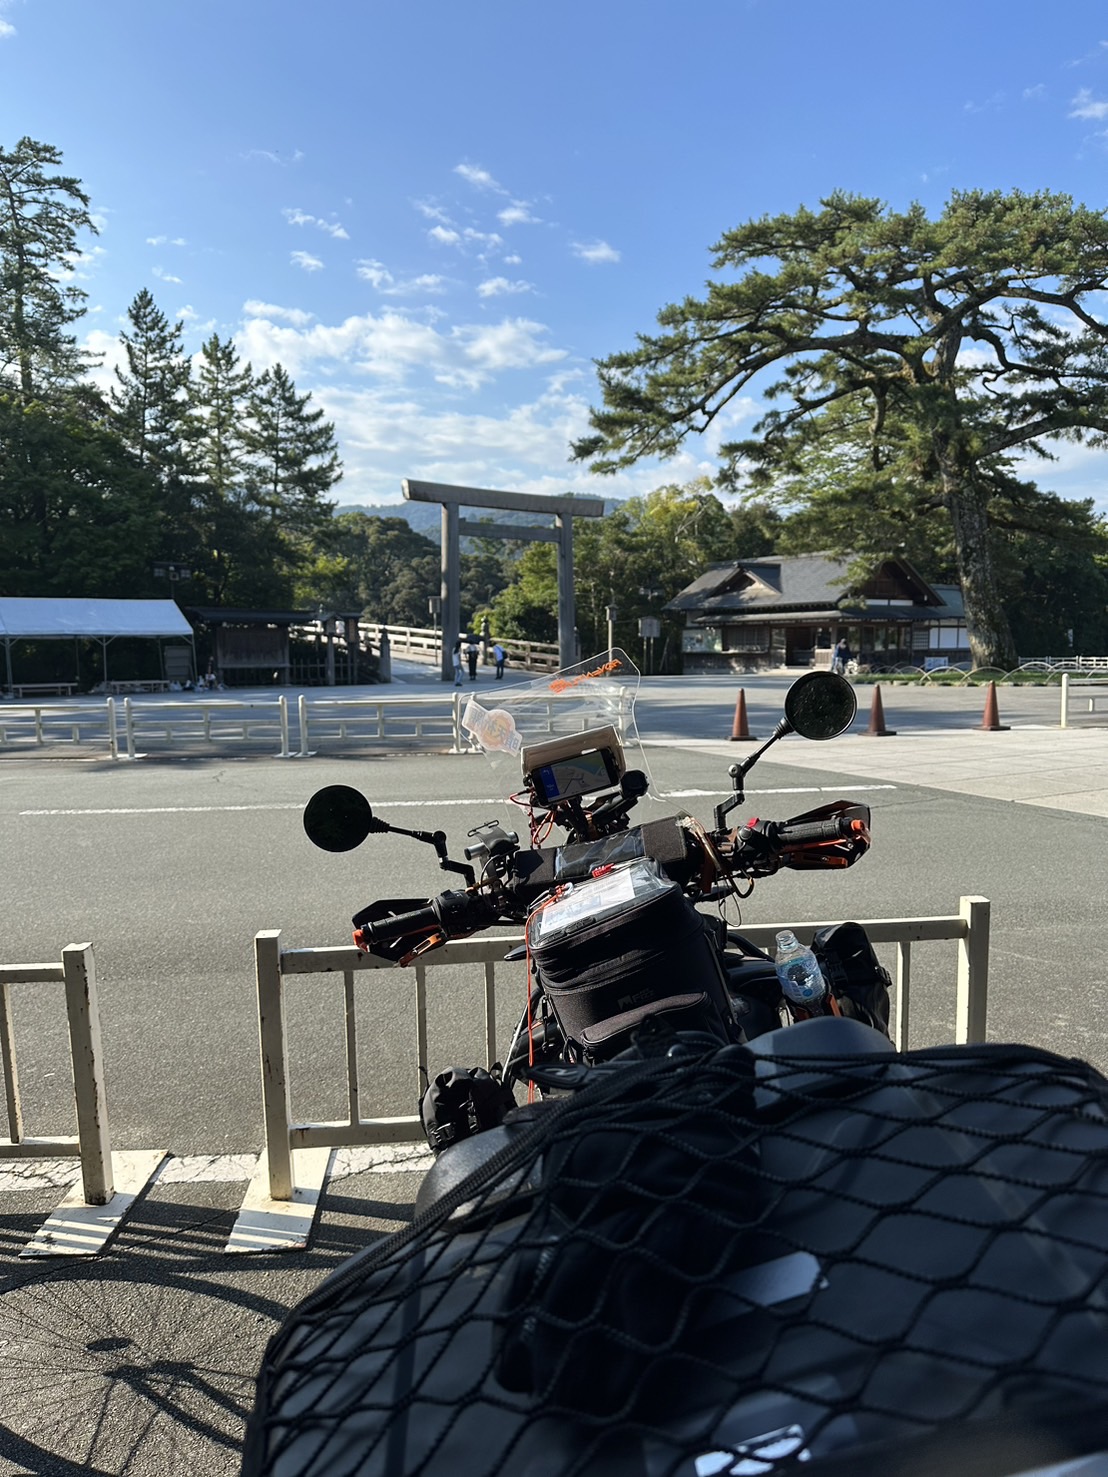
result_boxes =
[402,480,606,677]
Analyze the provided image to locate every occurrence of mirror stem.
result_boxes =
[713,718,792,830]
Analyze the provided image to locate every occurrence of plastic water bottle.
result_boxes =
[774,929,827,1010]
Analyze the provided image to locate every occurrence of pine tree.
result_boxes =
[0,137,97,403]
[190,333,254,600]
[246,362,340,534]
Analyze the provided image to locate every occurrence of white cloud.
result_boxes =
[571,239,621,265]
[235,305,567,393]
[358,259,447,296]
[1069,88,1108,119]
[243,148,304,166]
[448,318,566,384]
[429,225,462,247]
[454,162,503,192]
[147,234,188,247]
[504,253,523,265]
[243,299,315,326]
[152,266,183,285]
[414,200,453,224]
[357,258,394,289]
[283,207,349,240]
[477,276,534,298]
[291,250,324,272]
[498,202,541,226]
[1022,84,1047,102]
[0,14,14,39]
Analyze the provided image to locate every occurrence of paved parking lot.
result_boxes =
[1,670,1106,1474]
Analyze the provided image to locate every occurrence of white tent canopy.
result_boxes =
[0,598,192,639]
[0,599,195,691]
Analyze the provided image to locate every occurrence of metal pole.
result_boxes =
[107,697,118,760]
[1061,671,1069,729]
[278,695,290,758]
[297,694,311,758]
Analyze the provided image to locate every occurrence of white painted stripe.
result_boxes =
[0,1146,431,1193]
[21,784,896,818]
[157,1153,259,1183]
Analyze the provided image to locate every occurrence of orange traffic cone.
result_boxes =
[977,680,1010,732]
[866,685,897,737]
[729,689,758,741]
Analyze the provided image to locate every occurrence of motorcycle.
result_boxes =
[242,655,1108,1477]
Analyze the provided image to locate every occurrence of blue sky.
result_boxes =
[5,0,1108,511]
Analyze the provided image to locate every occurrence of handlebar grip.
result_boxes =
[775,817,864,847]
[357,904,441,943]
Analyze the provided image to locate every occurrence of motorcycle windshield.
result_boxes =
[460,648,653,796]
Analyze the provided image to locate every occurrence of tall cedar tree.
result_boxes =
[190,332,254,601]
[572,190,1108,668]
[110,287,196,564]
[0,137,97,404]
[247,363,340,531]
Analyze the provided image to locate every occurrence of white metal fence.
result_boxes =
[251,896,990,1204]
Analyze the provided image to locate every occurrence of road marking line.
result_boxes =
[20,784,897,818]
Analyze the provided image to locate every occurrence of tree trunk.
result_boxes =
[944,478,1017,669]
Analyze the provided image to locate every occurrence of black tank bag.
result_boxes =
[526,858,734,1061]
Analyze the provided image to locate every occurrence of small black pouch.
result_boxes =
[811,920,892,1037]
[527,859,734,1060]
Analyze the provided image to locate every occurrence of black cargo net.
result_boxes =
[243,1037,1108,1476]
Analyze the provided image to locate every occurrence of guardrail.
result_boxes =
[0,944,164,1255]
[1059,672,1108,728]
[372,623,562,673]
[244,897,990,1228]
[2,686,636,760]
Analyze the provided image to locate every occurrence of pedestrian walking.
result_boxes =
[466,637,479,681]
[832,636,852,675]
[452,637,464,687]
[493,641,506,679]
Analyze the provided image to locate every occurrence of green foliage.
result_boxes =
[0,393,160,595]
[316,514,441,624]
[574,189,1108,667]
[0,137,97,402]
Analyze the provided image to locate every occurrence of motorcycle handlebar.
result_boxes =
[774,816,868,848]
[354,804,870,954]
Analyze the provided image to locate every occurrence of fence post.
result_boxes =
[106,696,119,760]
[297,694,311,758]
[255,930,294,1200]
[277,694,290,758]
[61,944,114,1205]
[123,696,136,759]
[1061,671,1069,729]
[1,975,23,1142]
[955,895,990,1045]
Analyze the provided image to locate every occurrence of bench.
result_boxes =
[10,682,77,698]
[106,679,171,694]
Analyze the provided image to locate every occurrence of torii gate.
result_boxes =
[402,480,606,679]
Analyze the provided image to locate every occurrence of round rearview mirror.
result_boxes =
[783,671,857,741]
[303,785,376,852]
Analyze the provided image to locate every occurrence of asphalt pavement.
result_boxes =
[1,664,1106,1475]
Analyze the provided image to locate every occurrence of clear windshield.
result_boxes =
[460,648,651,797]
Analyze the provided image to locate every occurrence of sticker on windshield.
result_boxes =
[462,700,522,755]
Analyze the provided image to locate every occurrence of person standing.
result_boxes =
[466,637,479,681]
[452,637,464,687]
[492,641,506,679]
[833,636,852,675]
